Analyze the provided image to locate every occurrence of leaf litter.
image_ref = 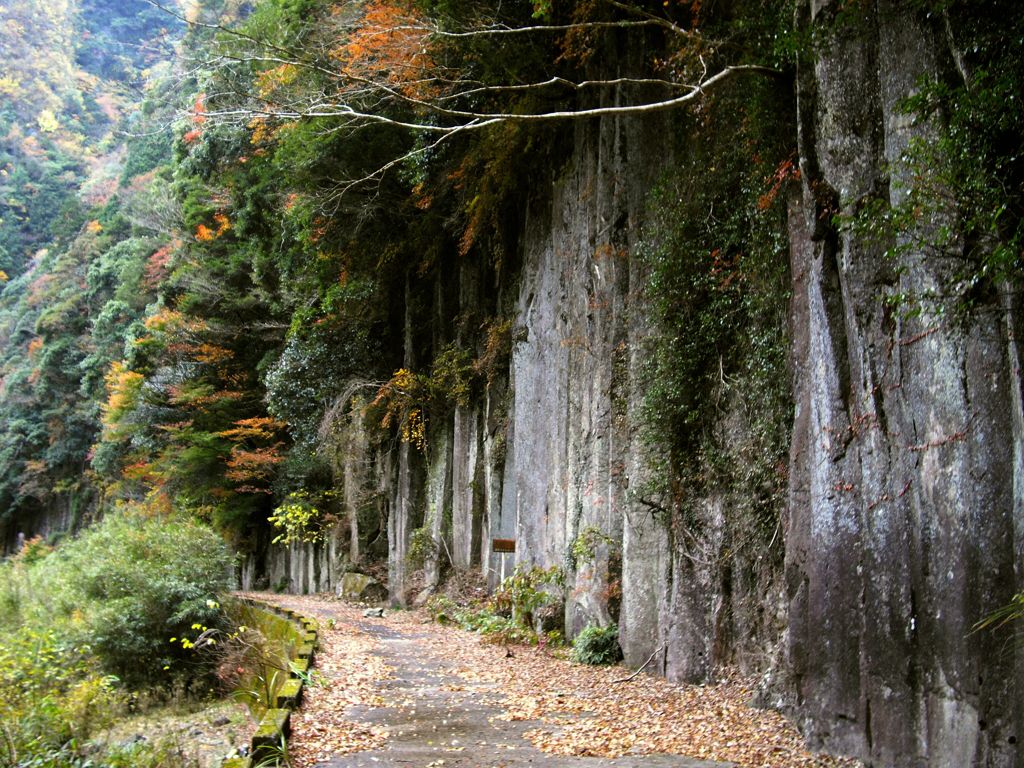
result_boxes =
[251,594,862,768]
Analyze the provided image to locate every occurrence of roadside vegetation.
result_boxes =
[0,509,233,766]
[424,564,623,665]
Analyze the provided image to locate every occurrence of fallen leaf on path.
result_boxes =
[246,593,862,768]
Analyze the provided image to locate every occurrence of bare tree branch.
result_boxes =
[613,644,666,683]
[432,75,697,102]
[198,64,780,131]
[148,0,784,195]
[370,18,693,38]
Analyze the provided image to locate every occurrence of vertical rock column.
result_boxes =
[451,405,480,569]
[422,421,452,594]
[786,2,1022,764]
[388,276,423,605]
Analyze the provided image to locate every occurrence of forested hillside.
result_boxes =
[0,0,225,535]
[0,0,1021,766]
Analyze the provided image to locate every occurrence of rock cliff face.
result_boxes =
[250,4,1022,764]
[785,2,1022,765]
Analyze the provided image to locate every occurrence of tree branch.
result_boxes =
[371,18,692,38]
[150,0,785,198]
[200,65,780,133]
[613,643,666,683]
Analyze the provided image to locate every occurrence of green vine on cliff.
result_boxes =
[638,71,794,558]
[839,1,1023,318]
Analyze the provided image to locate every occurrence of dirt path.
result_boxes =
[244,594,858,768]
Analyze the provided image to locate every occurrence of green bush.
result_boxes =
[35,511,234,687]
[571,623,622,665]
[0,511,234,765]
[0,625,123,761]
[425,595,539,646]
[491,565,563,629]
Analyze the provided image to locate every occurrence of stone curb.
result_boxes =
[222,598,320,768]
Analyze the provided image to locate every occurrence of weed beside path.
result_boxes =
[242,593,861,768]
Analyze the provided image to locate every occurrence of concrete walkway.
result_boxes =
[266,596,730,768]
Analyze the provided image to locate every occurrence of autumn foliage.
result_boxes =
[333,0,437,99]
[195,213,232,242]
[101,362,145,435]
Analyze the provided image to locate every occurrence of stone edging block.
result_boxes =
[252,707,291,762]
[274,678,303,709]
[222,597,321,767]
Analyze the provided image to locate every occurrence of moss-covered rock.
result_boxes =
[273,678,303,710]
[252,708,290,762]
[336,572,388,603]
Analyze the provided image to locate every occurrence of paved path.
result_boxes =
[265,596,730,768]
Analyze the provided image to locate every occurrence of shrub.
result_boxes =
[571,623,622,665]
[492,564,563,629]
[425,595,539,646]
[425,568,570,649]
[31,510,234,687]
[0,624,124,763]
[0,511,234,765]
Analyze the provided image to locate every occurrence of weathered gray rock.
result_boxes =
[422,419,452,594]
[336,572,388,604]
[784,2,1022,764]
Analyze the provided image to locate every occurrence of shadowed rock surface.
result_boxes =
[784,2,1022,765]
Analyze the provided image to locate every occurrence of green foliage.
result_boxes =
[425,595,539,646]
[973,591,1024,633]
[197,600,308,718]
[268,489,338,545]
[569,525,614,568]
[639,72,793,553]
[570,623,622,665]
[28,510,234,687]
[429,343,476,409]
[425,567,568,647]
[76,0,183,81]
[0,14,185,531]
[265,285,383,453]
[0,624,125,766]
[406,523,439,571]
[0,217,139,524]
[841,1,1023,317]
[0,512,233,765]
[491,565,564,629]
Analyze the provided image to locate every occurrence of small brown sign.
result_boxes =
[492,538,516,553]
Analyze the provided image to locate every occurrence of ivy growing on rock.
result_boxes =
[639,71,794,561]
